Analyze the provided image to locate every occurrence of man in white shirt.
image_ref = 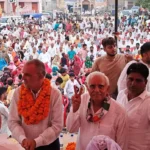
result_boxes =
[118,42,150,92]
[1,26,9,35]
[117,62,150,150]
[0,87,11,136]
[30,47,39,59]
[47,43,56,58]
[14,39,20,52]
[38,48,50,65]
[8,59,63,150]
[24,49,30,61]
[66,71,128,150]
[64,73,80,111]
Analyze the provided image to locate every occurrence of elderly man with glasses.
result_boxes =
[66,71,128,150]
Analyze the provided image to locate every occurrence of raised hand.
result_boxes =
[72,85,83,113]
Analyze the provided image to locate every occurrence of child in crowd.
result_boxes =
[59,68,70,89]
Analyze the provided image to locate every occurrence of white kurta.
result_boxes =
[0,101,11,136]
[64,79,80,99]
[8,86,63,148]
[66,93,128,150]
[38,52,50,64]
[117,89,150,150]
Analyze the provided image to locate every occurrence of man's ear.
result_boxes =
[145,79,148,85]
[106,85,110,93]
[103,47,106,52]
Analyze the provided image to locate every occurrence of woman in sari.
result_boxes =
[73,55,83,76]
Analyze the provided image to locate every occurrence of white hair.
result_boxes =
[86,71,110,87]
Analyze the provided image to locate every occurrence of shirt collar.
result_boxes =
[31,88,41,99]
[137,90,148,100]
[0,101,4,105]
[125,89,148,101]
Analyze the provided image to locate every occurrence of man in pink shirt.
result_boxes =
[8,59,63,150]
[66,21,72,32]
[79,44,88,62]
[66,71,128,150]
[117,62,150,150]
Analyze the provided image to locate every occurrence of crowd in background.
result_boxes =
[0,12,150,150]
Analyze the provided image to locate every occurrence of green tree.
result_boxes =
[136,0,150,10]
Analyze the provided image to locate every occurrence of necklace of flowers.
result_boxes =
[18,78,51,125]
[86,97,110,123]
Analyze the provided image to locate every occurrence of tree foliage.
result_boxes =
[136,0,150,10]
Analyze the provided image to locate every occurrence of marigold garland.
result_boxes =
[18,78,51,125]
[66,142,76,150]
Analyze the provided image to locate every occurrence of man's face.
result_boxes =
[42,49,46,53]
[51,43,54,47]
[83,46,87,50]
[33,48,36,53]
[70,76,75,81]
[136,44,140,49]
[104,44,117,56]
[22,64,42,90]
[31,43,34,47]
[1,92,7,101]
[71,46,74,50]
[122,41,125,44]
[131,39,134,44]
[143,51,150,65]
[16,40,19,44]
[87,75,109,102]
[90,47,93,52]
[127,72,147,96]
[60,47,63,51]
[61,72,66,76]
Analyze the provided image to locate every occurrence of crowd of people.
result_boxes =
[0,13,150,150]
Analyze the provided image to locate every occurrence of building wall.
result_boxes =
[42,0,57,12]
[0,0,41,15]
[0,0,6,14]
[107,0,125,10]
[126,0,137,9]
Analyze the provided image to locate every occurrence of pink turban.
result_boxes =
[86,135,122,150]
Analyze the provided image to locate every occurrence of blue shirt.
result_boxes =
[37,49,42,54]
[68,50,76,60]
[0,58,7,71]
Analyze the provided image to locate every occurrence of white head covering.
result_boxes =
[86,135,122,150]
